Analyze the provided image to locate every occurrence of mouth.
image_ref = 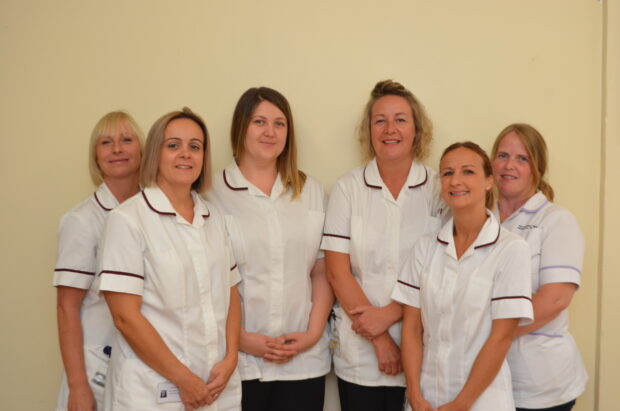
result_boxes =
[175,165,192,169]
[449,191,469,197]
[499,174,517,180]
[108,158,130,164]
[382,139,401,145]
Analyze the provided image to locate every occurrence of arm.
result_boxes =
[401,305,433,411]
[206,286,241,402]
[437,318,519,411]
[325,250,401,376]
[515,282,577,337]
[274,258,334,354]
[56,286,96,411]
[103,291,211,411]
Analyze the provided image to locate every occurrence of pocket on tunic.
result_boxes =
[84,345,110,401]
[144,249,186,310]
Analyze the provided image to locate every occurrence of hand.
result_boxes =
[407,393,434,411]
[205,357,236,405]
[67,383,96,411]
[276,331,321,354]
[264,336,298,364]
[176,371,211,411]
[350,305,393,340]
[372,333,402,376]
[436,399,469,411]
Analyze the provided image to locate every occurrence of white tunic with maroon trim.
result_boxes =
[207,162,330,382]
[495,192,587,408]
[392,213,533,410]
[98,186,241,411]
[320,158,444,387]
[53,183,118,411]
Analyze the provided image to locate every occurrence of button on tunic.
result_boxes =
[494,192,587,408]
[53,183,118,410]
[98,186,241,411]
[392,213,533,410]
[321,159,443,387]
[208,162,330,382]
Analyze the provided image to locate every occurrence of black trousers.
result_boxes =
[337,377,405,411]
[516,399,576,411]
[241,376,325,411]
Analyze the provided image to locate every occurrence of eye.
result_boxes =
[374,119,385,125]
[122,136,135,143]
[463,169,474,175]
[496,152,508,159]
[275,120,287,128]
[441,170,454,177]
[253,119,265,125]
[517,155,529,163]
[396,118,407,123]
[99,139,111,146]
[190,143,202,151]
[167,142,179,149]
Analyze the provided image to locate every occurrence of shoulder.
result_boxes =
[331,165,366,192]
[495,227,530,256]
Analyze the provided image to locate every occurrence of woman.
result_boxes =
[54,111,143,411]
[491,124,587,411]
[98,108,241,410]
[392,142,533,410]
[208,87,332,411]
[321,80,443,411]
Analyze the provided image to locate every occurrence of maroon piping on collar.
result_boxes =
[408,168,428,189]
[94,192,112,211]
[363,165,382,190]
[223,170,248,191]
[99,270,144,280]
[54,268,95,276]
[142,191,176,216]
[474,223,501,249]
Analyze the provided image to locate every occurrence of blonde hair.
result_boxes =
[230,87,306,199]
[140,107,212,194]
[88,111,144,185]
[358,79,433,163]
[491,123,554,201]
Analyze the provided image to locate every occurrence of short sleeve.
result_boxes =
[98,210,145,296]
[227,237,241,287]
[539,210,584,287]
[391,239,425,308]
[320,179,352,254]
[491,238,533,323]
[53,211,97,289]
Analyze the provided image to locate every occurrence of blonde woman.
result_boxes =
[209,87,332,411]
[492,124,587,411]
[54,111,143,411]
[98,108,241,410]
[322,80,443,411]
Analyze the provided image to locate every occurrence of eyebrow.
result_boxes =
[252,115,286,121]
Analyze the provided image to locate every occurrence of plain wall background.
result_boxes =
[0,1,614,409]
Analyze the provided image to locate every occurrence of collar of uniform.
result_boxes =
[436,211,501,253]
[223,161,285,199]
[141,186,210,220]
[520,191,548,214]
[363,158,428,190]
[93,183,119,212]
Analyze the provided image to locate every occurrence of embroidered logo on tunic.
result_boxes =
[517,224,538,230]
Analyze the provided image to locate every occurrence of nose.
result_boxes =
[385,119,397,134]
[264,122,275,137]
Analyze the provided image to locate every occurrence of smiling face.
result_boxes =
[95,121,141,181]
[440,146,493,212]
[240,101,287,167]
[492,131,534,202]
[370,95,415,164]
[156,118,205,191]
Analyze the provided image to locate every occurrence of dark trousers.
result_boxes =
[241,376,325,411]
[337,377,405,411]
[517,399,576,411]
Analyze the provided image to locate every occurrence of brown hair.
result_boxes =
[440,141,495,209]
[230,87,306,199]
[89,111,144,185]
[358,79,433,163]
[140,107,211,193]
[491,123,554,201]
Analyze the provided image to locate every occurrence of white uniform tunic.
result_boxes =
[495,192,587,408]
[320,159,443,387]
[207,162,330,381]
[98,186,241,411]
[392,213,534,410]
[53,183,118,411]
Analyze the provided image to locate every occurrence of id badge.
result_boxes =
[156,381,181,404]
[91,365,107,387]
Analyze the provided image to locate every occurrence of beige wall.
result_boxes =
[0,1,608,409]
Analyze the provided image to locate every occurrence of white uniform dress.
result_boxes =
[53,183,118,411]
[320,158,443,387]
[391,213,534,410]
[207,162,330,382]
[98,186,241,411]
[495,192,587,409]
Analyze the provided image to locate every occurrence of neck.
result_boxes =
[104,175,140,204]
[452,204,488,259]
[238,156,278,196]
[376,156,413,199]
[497,193,531,222]
[156,179,194,215]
